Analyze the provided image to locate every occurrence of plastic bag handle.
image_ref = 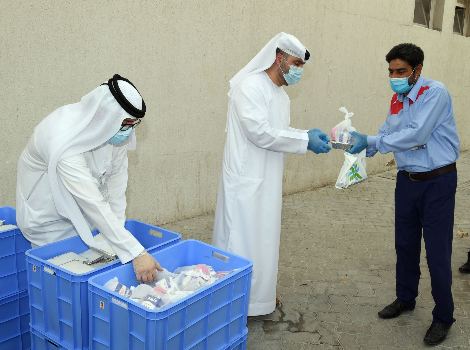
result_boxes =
[339,106,354,120]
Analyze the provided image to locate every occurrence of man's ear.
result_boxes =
[415,64,423,77]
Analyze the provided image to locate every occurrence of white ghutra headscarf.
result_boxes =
[228,32,310,96]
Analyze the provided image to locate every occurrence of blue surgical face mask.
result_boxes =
[280,58,304,85]
[389,70,415,94]
[108,128,133,146]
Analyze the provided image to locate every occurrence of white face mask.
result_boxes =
[279,57,304,85]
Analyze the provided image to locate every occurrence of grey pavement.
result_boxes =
[166,151,470,350]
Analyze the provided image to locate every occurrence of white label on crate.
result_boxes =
[149,229,162,238]
[43,266,56,275]
[112,297,128,310]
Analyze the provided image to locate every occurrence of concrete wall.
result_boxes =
[1,0,469,224]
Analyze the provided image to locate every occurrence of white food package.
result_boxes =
[103,264,231,310]
[332,107,367,189]
[330,107,355,148]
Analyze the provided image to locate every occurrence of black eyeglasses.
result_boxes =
[119,118,141,131]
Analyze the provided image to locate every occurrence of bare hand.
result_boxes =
[132,252,163,283]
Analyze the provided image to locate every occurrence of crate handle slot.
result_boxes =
[212,251,230,262]
[32,265,37,272]
[112,297,128,309]
[148,229,163,238]
[43,266,56,275]
[100,301,105,310]
[46,339,60,349]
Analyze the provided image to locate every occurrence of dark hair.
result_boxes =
[386,43,424,68]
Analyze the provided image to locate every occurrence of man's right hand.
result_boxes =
[347,131,368,154]
[307,128,331,154]
[132,251,163,283]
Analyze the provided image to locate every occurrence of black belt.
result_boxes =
[400,163,456,181]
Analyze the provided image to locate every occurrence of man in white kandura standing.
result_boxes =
[213,32,331,316]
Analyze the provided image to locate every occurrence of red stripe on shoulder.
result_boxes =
[416,85,430,100]
[409,85,430,106]
[390,93,403,115]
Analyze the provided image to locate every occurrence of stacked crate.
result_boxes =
[0,206,32,350]
[26,220,181,349]
[2,205,253,349]
[88,240,252,350]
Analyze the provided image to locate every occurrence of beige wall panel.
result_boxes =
[1,1,469,224]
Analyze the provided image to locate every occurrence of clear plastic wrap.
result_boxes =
[104,264,232,310]
[330,107,355,150]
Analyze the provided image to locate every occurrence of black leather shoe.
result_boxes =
[458,251,470,274]
[423,321,452,346]
[378,299,415,319]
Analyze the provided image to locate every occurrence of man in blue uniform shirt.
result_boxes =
[349,43,460,346]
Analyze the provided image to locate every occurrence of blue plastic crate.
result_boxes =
[228,328,247,350]
[88,240,252,350]
[0,206,31,298]
[26,220,181,350]
[29,328,247,350]
[0,330,30,350]
[30,328,65,350]
[0,290,30,350]
[189,328,247,350]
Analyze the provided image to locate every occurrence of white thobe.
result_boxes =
[212,72,309,316]
[16,141,144,263]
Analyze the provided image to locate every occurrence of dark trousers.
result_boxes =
[395,170,457,325]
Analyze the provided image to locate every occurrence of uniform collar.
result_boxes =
[403,76,424,103]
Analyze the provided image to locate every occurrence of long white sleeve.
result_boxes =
[57,154,144,263]
[106,146,129,226]
[288,126,309,134]
[233,81,308,154]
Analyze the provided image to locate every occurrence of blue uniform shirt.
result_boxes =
[367,76,460,172]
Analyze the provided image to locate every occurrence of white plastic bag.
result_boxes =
[173,264,217,291]
[330,107,355,148]
[104,264,232,310]
[104,277,132,297]
[335,149,367,189]
[332,106,367,189]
